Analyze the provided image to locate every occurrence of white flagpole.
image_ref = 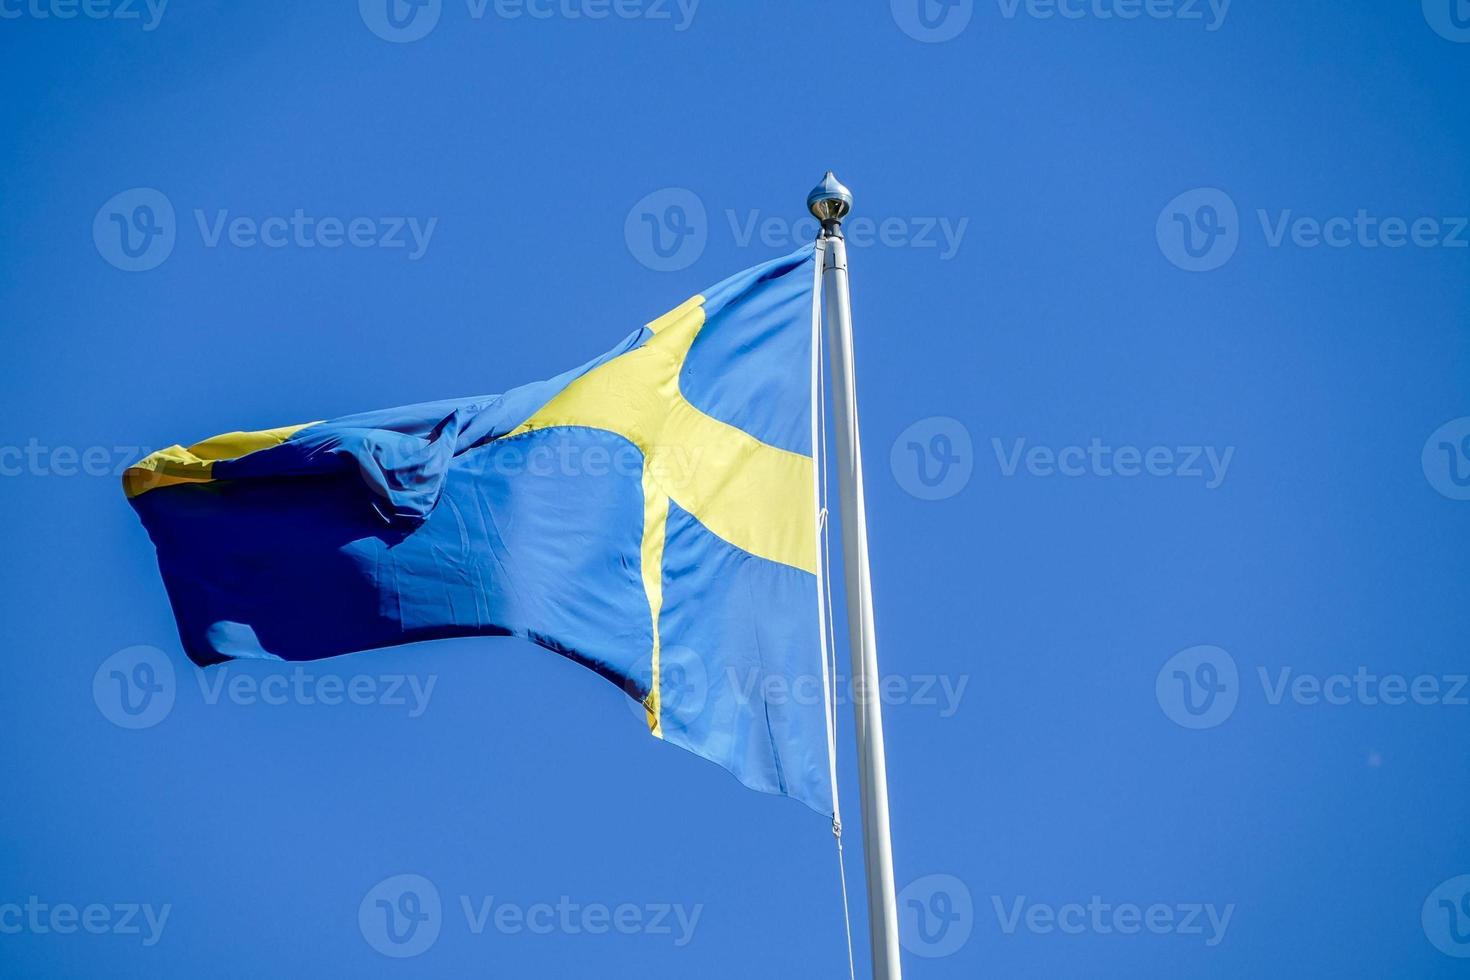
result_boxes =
[808,172,903,980]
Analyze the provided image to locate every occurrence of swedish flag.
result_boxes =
[125,245,832,814]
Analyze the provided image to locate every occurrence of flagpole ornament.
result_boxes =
[808,171,853,238]
[811,174,904,980]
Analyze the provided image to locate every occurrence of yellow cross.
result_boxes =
[499,294,816,735]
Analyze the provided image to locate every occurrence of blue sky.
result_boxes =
[2,1,1469,976]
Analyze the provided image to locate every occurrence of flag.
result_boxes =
[124,244,832,815]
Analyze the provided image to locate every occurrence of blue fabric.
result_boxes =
[681,243,816,456]
[138,428,652,684]
[656,499,829,804]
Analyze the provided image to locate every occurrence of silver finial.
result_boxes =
[807,171,853,237]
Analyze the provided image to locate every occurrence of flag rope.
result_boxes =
[823,509,858,980]
[812,238,857,980]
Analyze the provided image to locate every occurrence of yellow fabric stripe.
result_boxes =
[639,469,669,737]
[122,423,318,498]
[504,296,817,575]
[655,395,814,573]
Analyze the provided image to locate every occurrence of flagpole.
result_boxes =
[808,172,903,980]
